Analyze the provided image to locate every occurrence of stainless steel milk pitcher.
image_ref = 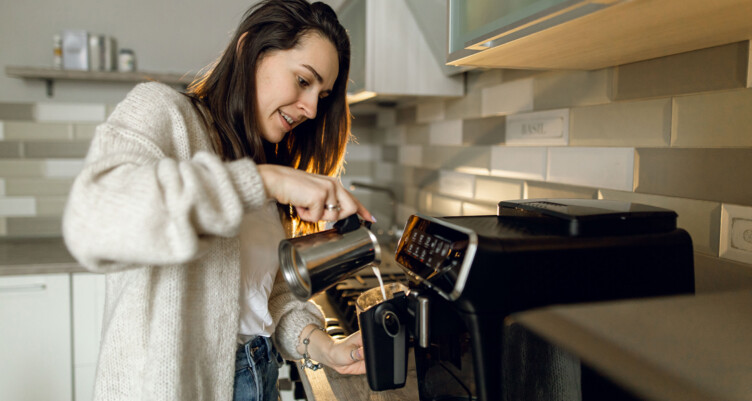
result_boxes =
[279,215,381,301]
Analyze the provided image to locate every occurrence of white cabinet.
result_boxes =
[0,274,73,401]
[72,273,106,401]
[338,0,464,103]
[0,272,105,401]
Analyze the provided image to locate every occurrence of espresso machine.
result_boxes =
[358,198,695,400]
[280,198,695,400]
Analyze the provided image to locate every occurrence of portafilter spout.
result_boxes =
[278,215,381,301]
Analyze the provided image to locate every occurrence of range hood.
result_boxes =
[337,0,464,106]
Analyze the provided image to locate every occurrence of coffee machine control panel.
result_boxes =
[395,214,477,300]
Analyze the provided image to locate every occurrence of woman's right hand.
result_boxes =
[257,164,375,223]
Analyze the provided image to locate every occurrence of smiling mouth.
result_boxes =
[279,110,294,125]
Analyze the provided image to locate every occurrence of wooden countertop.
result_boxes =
[0,237,86,276]
[512,290,752,401]
[295,350,420,401]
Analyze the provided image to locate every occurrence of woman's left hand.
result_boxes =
[298,324,365,375]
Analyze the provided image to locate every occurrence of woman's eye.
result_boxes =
[297,77,309,88]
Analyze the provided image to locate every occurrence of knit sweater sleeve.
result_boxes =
[63,82,268,272]
[269,270,326,360]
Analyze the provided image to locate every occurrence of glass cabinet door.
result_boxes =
[448,0,618,62]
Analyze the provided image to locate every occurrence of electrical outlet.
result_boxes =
[719,204,752,264]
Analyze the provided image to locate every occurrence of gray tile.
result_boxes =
[422,146,490,173]
[6,216,63,237]
[2,121,71,141]
[526,181,598,200]
[381,146,399,163]
[672,88,752,147]
[396,106,416,125]
[534,68,613,110]
[352,114,377,129]
[405,124,430,145]
[342,161,372,177]
[0,160,46,177]
[570,98,671,147]
[25,141,90,158]
[411,168,439,189]
[615,42,748,100]
[0,142,22,158]
[462,116,505,145]
[446,91,483,120]
[4,178,74,196]
[73,124,98,140]
[0,103,35,120]
[635,148,752,206]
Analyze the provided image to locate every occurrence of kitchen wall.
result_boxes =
[346,41,752,294]
[0,0,343,103]
[1,7,751,292]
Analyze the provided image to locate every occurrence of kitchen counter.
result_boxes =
[295,350,420,401]
[0,237,85,276]
[512,290,752,401]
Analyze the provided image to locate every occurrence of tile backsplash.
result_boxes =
[345,40,752,293]
[1,41,752,292]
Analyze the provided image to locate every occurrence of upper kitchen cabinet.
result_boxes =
[448,0,752,70]
[339,0,464,104]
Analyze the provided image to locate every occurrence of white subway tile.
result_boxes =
[0,179,4,196]
[44,159,85,178]
[438,171,475,198]
[34,102,107,122]
[506,108,570,146]
[0,121,4,140]
[430,195,462,216]
[0,197,36,217]
[547,147,635,191]
[462,202,497,216]
[482,79,534,117]
[416,101,446,123]
[490,147,547,180]
[475,177,523,202]
[429,120,463,145]
[399,146,423,167]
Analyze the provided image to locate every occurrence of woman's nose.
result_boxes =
[298,92,318,120]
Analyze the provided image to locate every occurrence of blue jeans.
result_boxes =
[233,336,284,401]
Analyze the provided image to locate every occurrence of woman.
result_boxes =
[63,1,370,400]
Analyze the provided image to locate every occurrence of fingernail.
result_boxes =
[371,215,377,223]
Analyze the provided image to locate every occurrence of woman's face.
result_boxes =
[254,32,339,144]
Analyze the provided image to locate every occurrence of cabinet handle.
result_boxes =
[0,283,47,293]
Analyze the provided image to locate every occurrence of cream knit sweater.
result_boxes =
[63,82,325,401]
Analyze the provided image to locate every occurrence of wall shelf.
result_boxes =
[5,65,195,97]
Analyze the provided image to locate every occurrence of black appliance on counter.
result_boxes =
[360,198,695,401]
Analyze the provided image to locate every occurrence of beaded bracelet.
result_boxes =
[301,326,324,371]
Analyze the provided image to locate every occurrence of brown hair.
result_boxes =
[185,0,351,235]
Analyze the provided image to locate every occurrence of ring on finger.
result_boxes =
[325,203,341,212]
[350,348,358,361]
